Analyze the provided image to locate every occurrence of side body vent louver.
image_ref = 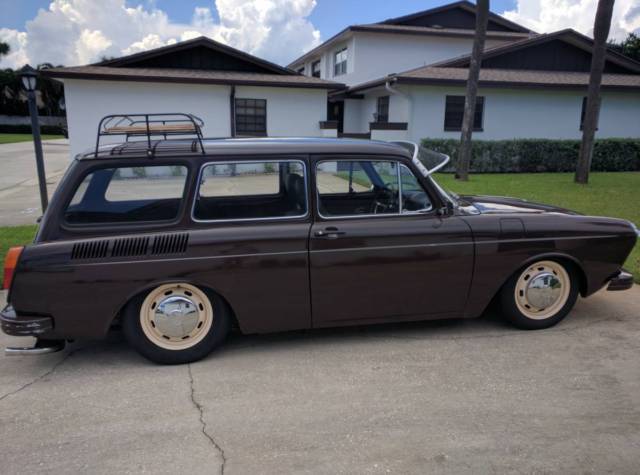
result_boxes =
[151,233,189,255]
[71,240,109,260]
[111,236,150,257]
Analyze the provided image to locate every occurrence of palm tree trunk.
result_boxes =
[456,0,489,181]
[575,0,615,184]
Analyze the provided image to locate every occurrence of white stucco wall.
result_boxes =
[62,79,329,157]
[234,85,328,137]
[292,32,513,86]
[405,85,640,141]
[349,84,640,142]
[342,99,363,134]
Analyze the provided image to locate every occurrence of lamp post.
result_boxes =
[19,64,48,213]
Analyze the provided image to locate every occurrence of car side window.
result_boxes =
[400,165,432,213]
[193,161,307,221]
[64,165,188,225]
[316,160,400,217]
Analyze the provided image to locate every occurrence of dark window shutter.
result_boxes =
[235,98,267,136]
[444,95,484,131]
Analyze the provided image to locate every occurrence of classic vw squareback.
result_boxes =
[1,120,637,364]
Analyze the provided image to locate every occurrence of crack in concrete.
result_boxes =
[0,347,79,403]
[188,363,227,475]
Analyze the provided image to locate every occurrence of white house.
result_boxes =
[44,37,344,157]
[288,1,640,142]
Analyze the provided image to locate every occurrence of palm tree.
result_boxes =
[456,0,489,181]
[575,0,615,184]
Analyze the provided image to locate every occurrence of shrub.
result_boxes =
[420,138,640,173]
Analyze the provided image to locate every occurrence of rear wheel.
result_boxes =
[123,283,230,364]
[500,260,579,330]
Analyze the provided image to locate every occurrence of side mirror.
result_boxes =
[437,201,455,216]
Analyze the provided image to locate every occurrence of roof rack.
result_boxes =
[95,113,206,157]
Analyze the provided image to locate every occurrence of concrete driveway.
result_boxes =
[0,139,70,225]
[1,287,639,474]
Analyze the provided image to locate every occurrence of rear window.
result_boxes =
[193,161,307,221]
[65,165,188,225]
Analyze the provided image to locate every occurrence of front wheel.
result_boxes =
[122,283,230,364]
[500,260,579,330]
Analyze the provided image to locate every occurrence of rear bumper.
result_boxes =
[0,305,54,337]
[607,270,635,291]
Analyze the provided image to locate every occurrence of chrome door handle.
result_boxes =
[314,228,346,239]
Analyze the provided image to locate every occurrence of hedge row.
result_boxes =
[0,124,67,135]
[420,138,640,173]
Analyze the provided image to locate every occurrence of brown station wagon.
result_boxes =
[1,114,637,364]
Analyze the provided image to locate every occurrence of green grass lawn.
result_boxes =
[436,172,639,283]
[0,225,37,287]
[0,133,65,144]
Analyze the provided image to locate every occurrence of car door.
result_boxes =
[309,156,474,327]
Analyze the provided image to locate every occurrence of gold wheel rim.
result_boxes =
[514,261,570,320]
[139,283,213,351]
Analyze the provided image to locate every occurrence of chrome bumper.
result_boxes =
[607,270,634,291]
[0,305,53,337]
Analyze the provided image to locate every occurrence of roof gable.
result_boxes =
[98,36,295,75]
[437,30,640,74]
[381,1,532,33]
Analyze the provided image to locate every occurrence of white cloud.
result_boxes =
[0,0,321,69]
[503,0,640,40]
[75,29,112,64]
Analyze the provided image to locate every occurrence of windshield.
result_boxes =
[391,142,457,206]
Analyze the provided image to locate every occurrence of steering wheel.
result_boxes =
[370,182,398,214]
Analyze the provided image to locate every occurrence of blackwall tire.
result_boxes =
[122,283,230,364]
[500,260,579,330]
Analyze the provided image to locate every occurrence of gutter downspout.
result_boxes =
[229,85,236,138]
[385,78,412,139]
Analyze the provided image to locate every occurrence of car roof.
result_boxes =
[78,137,413,160]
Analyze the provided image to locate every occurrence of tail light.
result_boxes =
[3,246,24,290]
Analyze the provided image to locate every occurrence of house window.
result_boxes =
[376,96,390,123]
[297,66,305,74]
[311,60,321,78]
[334,47,347,76]
[444,95,484,131]
[235,98,267,136]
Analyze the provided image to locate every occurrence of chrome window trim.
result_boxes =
[62,162,191,229]
[191,159,309,223]
[315,159,433,220]
[399,164,434,214]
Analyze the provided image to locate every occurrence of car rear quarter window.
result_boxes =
[64,165,188,225]
[193,161,307,221]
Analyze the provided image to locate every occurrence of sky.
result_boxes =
[1,0,639,69]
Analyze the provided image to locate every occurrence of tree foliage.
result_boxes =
[0,63,66,117]
[608,33,640,62]
[0,42,9,57]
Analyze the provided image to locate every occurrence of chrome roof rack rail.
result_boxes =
[94,113,206,158]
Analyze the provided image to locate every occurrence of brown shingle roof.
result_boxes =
[350,24,532,40]
[432,29,640,73]
[42,65,344,90]
[348,67,640,92]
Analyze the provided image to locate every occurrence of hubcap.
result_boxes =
[525,272,562,309]
[139,283,213,351]
[154,295,199,338]
[514,261,570,320]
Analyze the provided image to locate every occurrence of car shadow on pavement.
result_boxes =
[25,290,626,366]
